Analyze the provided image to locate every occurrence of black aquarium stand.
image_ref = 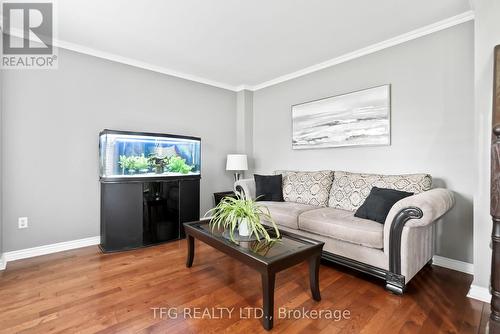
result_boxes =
[100,176,200,252]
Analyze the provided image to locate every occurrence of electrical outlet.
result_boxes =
[18,217,28,229]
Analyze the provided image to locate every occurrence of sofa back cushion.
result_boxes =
[276,170,334,207]
[328,171,432,212]
[254,174,284,201]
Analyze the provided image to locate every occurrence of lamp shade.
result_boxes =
[226,154,248,171]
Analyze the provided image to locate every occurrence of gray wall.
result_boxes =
[252,22,474,263]
[236,90,254,175]
[1,49,236,252]
[236,90,254,155]
[472,0,500,289]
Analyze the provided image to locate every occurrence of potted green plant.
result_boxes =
[205,194,280,242]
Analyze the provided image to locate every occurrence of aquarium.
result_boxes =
[99,130,201,179]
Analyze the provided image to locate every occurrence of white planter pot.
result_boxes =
[238,218,250,237]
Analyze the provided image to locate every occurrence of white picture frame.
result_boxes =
[292,85,391,149]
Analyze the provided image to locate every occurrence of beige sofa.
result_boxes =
[234,170,455,294]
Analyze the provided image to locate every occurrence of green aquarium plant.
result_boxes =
[167,156,193,174]
[119,155,134,174]
[119,154,150,174]
[205,194,280,243]
[131,154,150,172]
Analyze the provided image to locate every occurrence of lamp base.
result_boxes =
[233,173,242,182]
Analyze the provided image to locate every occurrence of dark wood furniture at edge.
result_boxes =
[184,220,324,330]
[490,45,500,324]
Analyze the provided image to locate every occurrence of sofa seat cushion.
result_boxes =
[259,201,318,230]
[298,207,384,249]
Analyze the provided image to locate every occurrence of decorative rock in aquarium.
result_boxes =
[148,156,168,174]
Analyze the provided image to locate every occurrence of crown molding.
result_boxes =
[2,10,474,92]
[234,85,253,92]
[247,10,475,91]
[55,40,241,92]
[1,26,240,91]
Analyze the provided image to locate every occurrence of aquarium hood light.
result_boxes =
[105,133,198,144]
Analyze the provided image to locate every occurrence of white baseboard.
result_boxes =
[1,236,100,270]
[0,253,5,271]
[432,255,474,274]
[431,256,491,304]
[467,284,491,303]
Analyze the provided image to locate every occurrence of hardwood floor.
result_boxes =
[0,239,491,333]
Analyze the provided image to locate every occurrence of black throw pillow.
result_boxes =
[254,174,284,202]
[354,187,414,224]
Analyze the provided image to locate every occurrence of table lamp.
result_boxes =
[226,154,248,182]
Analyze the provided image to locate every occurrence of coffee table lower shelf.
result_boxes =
[183,220,324,330]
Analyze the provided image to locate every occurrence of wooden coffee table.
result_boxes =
[183,219,324,330]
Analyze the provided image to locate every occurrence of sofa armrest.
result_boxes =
[383,188,455,285]
[234,178,256,200]
[384,189,455,251]
[384,188,455,230]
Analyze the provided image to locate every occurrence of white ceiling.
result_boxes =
[57,0,472,90]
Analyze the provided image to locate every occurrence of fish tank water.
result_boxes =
[99,130,201,179]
